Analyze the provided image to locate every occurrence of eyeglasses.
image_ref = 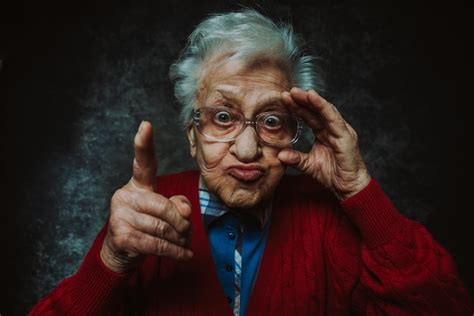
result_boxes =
[191,106,302,147]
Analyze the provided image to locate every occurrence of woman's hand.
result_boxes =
[100,121,193,273]
[278,88,371,201]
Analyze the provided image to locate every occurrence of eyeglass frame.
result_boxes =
[189,106,303,148]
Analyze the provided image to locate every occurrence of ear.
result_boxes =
[186,126,197,158]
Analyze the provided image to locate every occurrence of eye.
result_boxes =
[213,111,233,124]
[263,115,282,129]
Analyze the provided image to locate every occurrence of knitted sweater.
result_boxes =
[29,170,474,315]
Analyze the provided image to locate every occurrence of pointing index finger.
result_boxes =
[132,121,158,191]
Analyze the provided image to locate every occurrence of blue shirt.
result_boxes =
[199,178,272,316]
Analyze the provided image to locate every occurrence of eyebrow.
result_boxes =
[259,99,284,111]
[215,88,285,112]
[216,88,238,100]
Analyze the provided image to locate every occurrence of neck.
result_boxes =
[236,195,273,228]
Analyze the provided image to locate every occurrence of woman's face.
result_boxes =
[187,58,291,209]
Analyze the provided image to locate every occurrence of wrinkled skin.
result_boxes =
[100,122,194,273]
[278,87,371,200]
[100,56,371,273]
[187,58,291,211]
[188,57,371,208]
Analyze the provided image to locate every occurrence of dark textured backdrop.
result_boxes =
[2,0,473,315]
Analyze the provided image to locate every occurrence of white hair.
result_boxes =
[169,9,325,127]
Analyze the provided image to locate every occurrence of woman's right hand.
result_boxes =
[100,121,193,273]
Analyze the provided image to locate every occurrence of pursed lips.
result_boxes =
[227,164,265,182]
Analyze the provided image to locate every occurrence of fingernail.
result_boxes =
[179,198,192,208]
[291,87,302,92]
[138,121,145,134]
[281,91,290,97]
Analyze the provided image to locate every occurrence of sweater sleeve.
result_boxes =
[28,223,133,315]
[340,178,474,315]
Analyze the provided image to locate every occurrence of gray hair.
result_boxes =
[169,9,325,127]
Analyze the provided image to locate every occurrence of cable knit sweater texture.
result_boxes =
[29,170,474,315]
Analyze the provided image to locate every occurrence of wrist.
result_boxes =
[334,172,371,201]
[100,238,140,274]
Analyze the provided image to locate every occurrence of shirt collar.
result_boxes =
[198,176,272,230]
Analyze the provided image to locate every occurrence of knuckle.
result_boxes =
[157,239,169,254]
[111,189,126,206]
[113,234,129,250]
[134,138,146,150]
[330,103,340,114]
[132,159,141,176]
[112,188,135,207]
[108,214,122,229]
[179,220,191,233]
[161,223,171,236]
[109,210,133,234]
[351,127,359,140]
[346,125,359,143]
[328,136,343,148]
[353,131,359,143]
[110,212,135,236]
[138,192,168,216]
[152,196,170,214]
[125,190,141,210]
[153,220,162,236]
[133,158,156,177]
[154,220,168,237]
[163,198,174,212]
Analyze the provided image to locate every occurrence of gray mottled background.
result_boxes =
[2,0,473,315]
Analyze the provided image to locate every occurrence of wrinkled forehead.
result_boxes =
[195,54,291,115]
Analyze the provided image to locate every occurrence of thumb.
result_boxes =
[169,195,192,219]
[278,149,307,170]
[169,195,193,248]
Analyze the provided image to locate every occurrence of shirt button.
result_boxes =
[225,264,233,272]
[228,232,236,240]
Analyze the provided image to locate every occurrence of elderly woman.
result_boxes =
[30,9,473,315]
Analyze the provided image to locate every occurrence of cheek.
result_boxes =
[261,147,286,186]
[195,141,233,202]
[195,141,230,172]
[263,147,285,172]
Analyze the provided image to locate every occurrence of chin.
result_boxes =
[224,188,262,209]
[203,170,283,209]
[218,176,273,209]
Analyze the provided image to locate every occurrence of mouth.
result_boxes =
[227,165,265,182]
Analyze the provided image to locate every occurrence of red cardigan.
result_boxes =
[29,170,474,315]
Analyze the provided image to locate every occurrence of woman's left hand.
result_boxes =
[278,87,371,201]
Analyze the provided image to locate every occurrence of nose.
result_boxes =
[229,125,262,163]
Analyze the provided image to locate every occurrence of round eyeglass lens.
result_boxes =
[256,112,300,147]
[194,107,301,147]
[196,107,242,140]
